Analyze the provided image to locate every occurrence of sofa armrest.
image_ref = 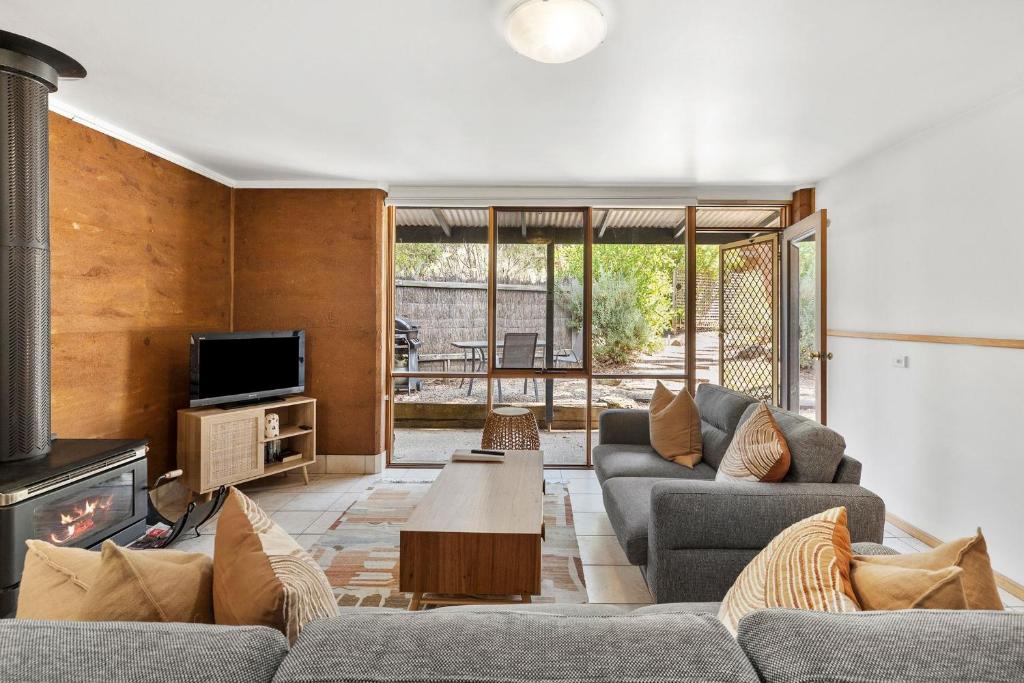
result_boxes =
[597,409,651,446]
[644,480,886,602]
[833,455,862,484]
[649,479,886,550]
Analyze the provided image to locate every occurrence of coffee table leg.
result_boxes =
[408,592,422,611]
[521,593,532,604]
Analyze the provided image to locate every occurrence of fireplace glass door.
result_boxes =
[33,471,135,547]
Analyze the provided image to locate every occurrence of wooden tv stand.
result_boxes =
[177,396,316,494]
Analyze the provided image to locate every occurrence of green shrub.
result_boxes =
[558,273,653,366]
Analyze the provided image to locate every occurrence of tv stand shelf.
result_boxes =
[177,396,316,494]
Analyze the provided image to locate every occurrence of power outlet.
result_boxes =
[892,355,909,369]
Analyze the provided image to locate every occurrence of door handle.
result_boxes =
[810,352,833,360]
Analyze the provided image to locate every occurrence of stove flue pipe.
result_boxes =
[0,32,85,462]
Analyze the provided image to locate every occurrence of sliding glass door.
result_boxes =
[388,202,802,467]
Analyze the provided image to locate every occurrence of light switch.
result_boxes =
[892,355,909,369]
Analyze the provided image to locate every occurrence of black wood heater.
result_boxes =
[0,33,149,617]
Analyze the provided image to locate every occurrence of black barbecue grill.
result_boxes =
[394,316,422,393]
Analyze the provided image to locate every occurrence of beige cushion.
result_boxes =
[851,560,968,610]
[77,541,214,623]
[853,529,1003,610]
[716,402,791,482]
[15,540,101,620]
[648,381,703,468]
[718,507,859,636]
[213,487,337,643]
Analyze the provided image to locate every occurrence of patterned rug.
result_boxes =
[307,480,587,608]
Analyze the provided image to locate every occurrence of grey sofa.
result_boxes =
[595,383,886,603]
[3,603,1022,682]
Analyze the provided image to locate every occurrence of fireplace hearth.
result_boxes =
[0,34,152,617]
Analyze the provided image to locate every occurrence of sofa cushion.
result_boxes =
[737,608,1024,683]
[78,540,214,624]
[593,444,717,482]
[602,477,657,565]
[716,402,791,483]
[16,540,100,620]
[0,620,287,683]
[850,560,968,611]
[277,610,761,683]
[695,384,756,469]
[852,529,1003,610]
[738,403,845,483]
[649,382,703,467]
[718,507,859,636]
[214,487,337,643]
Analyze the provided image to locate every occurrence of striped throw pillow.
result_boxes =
[718,507,861,636]
[716,402,790,482]
[214,487,337,643]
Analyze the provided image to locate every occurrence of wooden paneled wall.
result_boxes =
[48,113,232,480]
[232,189,388,457]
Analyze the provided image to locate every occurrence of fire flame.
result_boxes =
[49,496,113,545]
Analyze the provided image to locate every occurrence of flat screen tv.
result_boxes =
[189,330,305,407]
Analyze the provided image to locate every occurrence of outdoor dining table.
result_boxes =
[451,339,546,395]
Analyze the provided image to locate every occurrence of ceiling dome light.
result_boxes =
[504,0,607,64]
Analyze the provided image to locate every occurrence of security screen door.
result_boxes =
[718,233,780,403]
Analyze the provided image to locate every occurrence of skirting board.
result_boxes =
[886,512,1024,601]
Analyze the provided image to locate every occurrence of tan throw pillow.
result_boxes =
[648,381,703,468]
[850,559,968,610]
[716,402,791,482]
[854,529,1003,610]
[77,541,214,623]
[213,487,336,643]
[718,507,859,636]
[16,540,101,620]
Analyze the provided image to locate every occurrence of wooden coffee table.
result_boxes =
[399,450,544,610]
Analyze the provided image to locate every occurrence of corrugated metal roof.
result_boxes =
[396,206,781,230]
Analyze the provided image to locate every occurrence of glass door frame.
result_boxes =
[781,209,829,423]
[386,201,802,468]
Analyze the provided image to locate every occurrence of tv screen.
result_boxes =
[189,331,305,407]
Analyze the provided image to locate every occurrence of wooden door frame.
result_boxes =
[781,209,828,423]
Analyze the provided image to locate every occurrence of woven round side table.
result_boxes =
[481,407,541,450]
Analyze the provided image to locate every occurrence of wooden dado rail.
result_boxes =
[828,330,1024,350]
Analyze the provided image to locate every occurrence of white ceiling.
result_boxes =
[6,0,1024,188]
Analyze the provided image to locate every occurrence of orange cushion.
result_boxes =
[854,530,1003,610]
[851,560,968,610]
[648,381,703,468]
[15,540,101,620]
[77,541,214,623]
[213,487,337,643]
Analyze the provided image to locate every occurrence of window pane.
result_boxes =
[391,377,487,465]
[592,208,686,376]
[495,209,584,372]
[490,378,588,466]
[394,208,488,375]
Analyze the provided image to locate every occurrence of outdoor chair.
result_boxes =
[496,332,539,403]
[554,331,584,367]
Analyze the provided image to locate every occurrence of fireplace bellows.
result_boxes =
[0,31,85,462]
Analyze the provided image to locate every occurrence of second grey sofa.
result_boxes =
[4,602,1022,683]
[595,383,886,603]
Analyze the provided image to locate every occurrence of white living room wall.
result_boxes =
[818,87,1024,584]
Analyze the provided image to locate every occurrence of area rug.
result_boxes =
[307,480,587,608]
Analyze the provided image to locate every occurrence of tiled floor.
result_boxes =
[173,467,1024,611]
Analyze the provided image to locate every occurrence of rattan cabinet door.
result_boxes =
[202,409,262,489]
